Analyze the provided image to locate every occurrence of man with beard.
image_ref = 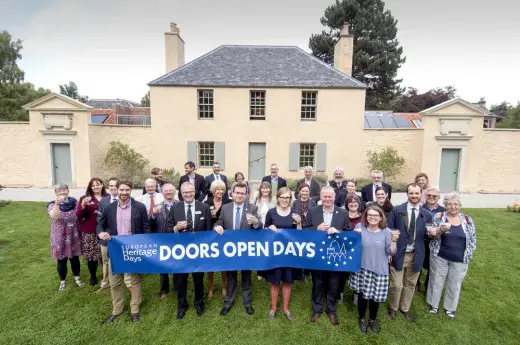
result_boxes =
[328,167,347,194]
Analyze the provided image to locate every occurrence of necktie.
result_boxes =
[408,208,416,246]
[187,204,193,232]
[111,197,116,203]
[149,195,155,215]
[216,174,220,180]
[235,207,241,230]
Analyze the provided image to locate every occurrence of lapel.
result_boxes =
[193,201,201,230]
[109,203,118,233]
[399,203,409,232]
[240,203,249,228]
[315,206,325,225]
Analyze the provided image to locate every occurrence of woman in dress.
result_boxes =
[48,184,84,291]
[350,205,398,333]
[427,192,476,319]
[265,187,302,321]
[254,181,276,226]
[76,177,107,286]
[204,179,231,298]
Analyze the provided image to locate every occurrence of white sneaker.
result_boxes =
[58,281,66,291]
[74,278,85,287]
[446,311,455,319]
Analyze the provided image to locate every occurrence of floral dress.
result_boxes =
[48,203,82,259]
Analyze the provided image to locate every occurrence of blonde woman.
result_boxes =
[254,181,276,226]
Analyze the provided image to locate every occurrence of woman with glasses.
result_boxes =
[350,205,398,333]
[264,187,302,321]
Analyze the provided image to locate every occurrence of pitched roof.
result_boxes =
[23,92,93,111]
[420,97,491,116]
[149,45,366,89]
[85,99,140,108]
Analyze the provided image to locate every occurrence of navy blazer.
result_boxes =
[152,202,179,233]
[166,201,212,233]
[303,205,350,231]
[96,195,118,246]
[178,174,208,202]
[387,202,432,272]
[96,198,150,237]
[261,176,287,190]
[361,182,392,203]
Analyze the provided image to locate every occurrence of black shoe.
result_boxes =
[177,310,186,320]
[245,306,255,315]
[131,313,140,323]
[220,307,231,316]
[369,319,380,333]
[104,314,120,323]
[358,318,367,333]
[90,277,98,286]
[196,308,205,317]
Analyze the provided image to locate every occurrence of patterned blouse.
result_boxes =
[431,211,477,264]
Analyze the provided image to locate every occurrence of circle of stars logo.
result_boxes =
[319,234,355,268]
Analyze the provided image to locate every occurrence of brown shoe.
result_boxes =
[310,313,321,323]
[388,308,396,320]
[328,313,340,326]
[160,293,168,300]
[401,310,415,322]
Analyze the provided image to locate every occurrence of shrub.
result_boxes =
[104,141,149,181]
[0,185,9,208]
[506,202,520,213]
[366,146,406,180]
[161,168,181,187]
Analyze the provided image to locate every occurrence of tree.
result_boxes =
[0,82,50,121]
[391,86,456,112]
[496,103,520,129]
[490,101,511,119]
[141,91,150,107]
[104,141,149,181]
[309,0,406,109]
[0,31,24,84]
[59,81,79,99]
[366,146,405,179]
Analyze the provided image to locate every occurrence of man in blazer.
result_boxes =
[294,166,321,201]
[304,186,350,326]
[96,177,119,293]
[166,182,212,319]
[328,167,347,194]
[178,161,207,202]
[96,180,150,323]
[205,161,228,198]
[151,183,179,299]
[262,163,287,195]
[214,182,262,316]
[361,169,392,202]
[136,179,165,233]
[387,183,432,322]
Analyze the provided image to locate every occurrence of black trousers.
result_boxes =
[224,270,252,309]
[338,272,350,296]
[174,272,204,312]
[56,256,80,281]
[311,270,340,315]
[160,274,175,294]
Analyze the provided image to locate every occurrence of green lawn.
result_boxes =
[0,202,519,345]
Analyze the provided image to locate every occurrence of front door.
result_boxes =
[439,149,460,192]
[248,143,266,181]
[51,143,72,185]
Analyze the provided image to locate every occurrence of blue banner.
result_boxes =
[108,229,362,274]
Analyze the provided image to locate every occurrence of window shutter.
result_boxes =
[289,143,299,171]
[187,141,197,164]
[215,142,225,170]
[316,143,326,172]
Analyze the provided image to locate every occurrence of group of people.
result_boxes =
[47,162,476,333]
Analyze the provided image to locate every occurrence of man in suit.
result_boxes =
[97,180,150,323]
[214,183,262,316]
[178,161,207,202]
[361,169,392,203]
[328,167,347,194]
[205,161,228,198]
[151,183,179,299]
[304,186,350,326]
[387,183,432,322]
[136,179,165,233]
[262,163,287,196]
[141,167,163,194]
[166,182,212,319]
[295,166,321,201]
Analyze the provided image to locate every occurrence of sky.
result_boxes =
[1,0,519,107]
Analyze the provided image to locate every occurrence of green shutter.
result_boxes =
[316,143,326,172]
[215,142,225,170]
[187,141,197,164]
[289,143,299,171]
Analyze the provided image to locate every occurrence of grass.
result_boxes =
[0,202,519,345]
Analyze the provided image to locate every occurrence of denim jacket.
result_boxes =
[430,212,476,264]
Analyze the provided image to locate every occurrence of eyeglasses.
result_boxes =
[426,194,438,198]
[182,191,195,194]
[367,214,380,218]
[279,196,291,200]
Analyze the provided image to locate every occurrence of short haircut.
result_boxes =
[54,184,69,193]
[210,179,226,194]
[443,192,461,206]
[180,182,195,192]
[184,161,196,169]
[320,185,335,197]
[371,170,383,177]
[276,187,292,205]
[144,178,157,187]
[213,161,220,166]
[333,167,345,175]
[116,180,133,189]
[108,177,119,184]
[346,179,357,186]
[406,183,422,193]
[270,163,279,169]
[151,167,161,174]
[361,204,387,229]
[304,166,313,172]
[161,183,175,193]
[425,186,440,196]
[233,182,247,192]
[415,172,429,183]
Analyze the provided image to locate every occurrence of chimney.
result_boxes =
[334,24,354,76]
[165,22,185,73]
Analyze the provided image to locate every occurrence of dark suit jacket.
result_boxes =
[205,174,229,198]
[361,182,392,203]
[294,178,321,201]
[329,180,347,194]
[205,197,232,227]
[178,174,208,202]
[215,202,263,230]
[96,195,117,246]
[96,199,150,237]
[303,205,350,231]
[261,176,287,190]
[152,202,179,233]
[387,202,432,272]
[166,201,212,233]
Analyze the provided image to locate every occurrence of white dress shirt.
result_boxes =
[372,184,381,201]
[406,202,420,252]
[323,208,334,226]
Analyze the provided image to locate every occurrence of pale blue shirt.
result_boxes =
[323,209,333,226]
[233,202,244,229]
